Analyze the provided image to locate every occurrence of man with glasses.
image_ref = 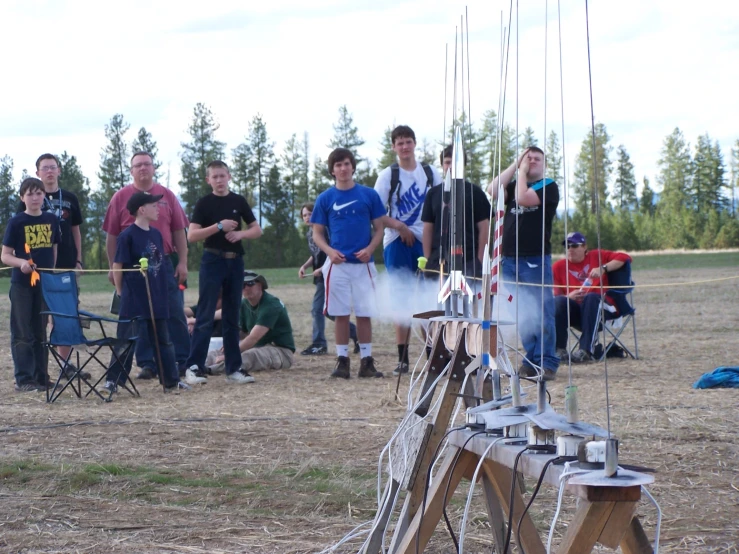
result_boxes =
[103,151,191,379]
[553,232,631,363]
[488,146,560,381]
[18,154,84,379]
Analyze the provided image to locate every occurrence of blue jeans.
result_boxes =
[109,318,179,387]
[135,257,190,371]
[502,255,559,371]
[555,294,618,354]
[311,278,357,347]
[9,285,48,386]
[186,252,244,375]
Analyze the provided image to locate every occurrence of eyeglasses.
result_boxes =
[567,243,585,249]
[132,162,154,169]
[39,165,58,172]
[243,281,257,288]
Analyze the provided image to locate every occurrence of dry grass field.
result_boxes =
[0,260,737,553]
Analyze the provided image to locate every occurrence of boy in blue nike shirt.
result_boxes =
[311,148,386,379]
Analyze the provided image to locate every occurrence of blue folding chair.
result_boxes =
[40,271,140,402]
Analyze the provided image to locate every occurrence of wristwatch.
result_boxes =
[601,264,608,274]
[217,222,224,231]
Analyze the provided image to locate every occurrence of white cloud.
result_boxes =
[0,0,737,203]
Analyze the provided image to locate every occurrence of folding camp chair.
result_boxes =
[40,271,140,402]
[567,261,638,361]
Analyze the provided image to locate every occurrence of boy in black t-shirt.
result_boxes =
[2,178,61,392]
[106,192,191,393]
[19,153,86,379]
[183,160,262,385]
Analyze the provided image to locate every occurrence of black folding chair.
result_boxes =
[40,271,140,402]
[568,261,639,361]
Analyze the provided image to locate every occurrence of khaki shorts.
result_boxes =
[205,345,293,374]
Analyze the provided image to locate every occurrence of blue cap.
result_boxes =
[563,231,586,245]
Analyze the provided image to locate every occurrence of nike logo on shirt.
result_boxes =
[333,200,357,211]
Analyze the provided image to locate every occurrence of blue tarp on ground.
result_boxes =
[693,366,739,389]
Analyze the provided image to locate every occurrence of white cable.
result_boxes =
[641,485,662,554]
[458,436,506,551]
[546,462,590,553]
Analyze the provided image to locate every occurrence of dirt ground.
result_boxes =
[0,266,737,553]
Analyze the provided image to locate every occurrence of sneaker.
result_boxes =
[392,362,409,376]
[226,370,255,384]
[102,381,118,394]
[571,349,593,364]
[300,344,328,356]
[136,366,157,380]
[184,366,208,385]
[556,348,569,360]
[353,339,360,354]
[358,356,383,378]
[14,382,43,393]
[330,356,351,379]
[62,363,92,381]
[165,381,192,392]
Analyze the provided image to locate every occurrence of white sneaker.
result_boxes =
[225,370,255,384]
[165,381,192,393]
[184,366,207,385]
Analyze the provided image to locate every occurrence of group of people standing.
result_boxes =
[3,128,631,394]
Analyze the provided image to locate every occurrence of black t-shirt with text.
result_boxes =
[2,211,61,286]
[502,179,559,257]
[421,181,491,273]
[18,188,83,269]
[190,192,257,255]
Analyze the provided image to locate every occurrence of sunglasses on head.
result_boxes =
[243,281,257,287]
[567,243,585,249]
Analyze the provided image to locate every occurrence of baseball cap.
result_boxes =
[243,270,268,289]
[563,231,587,246]
[127,192,163,216]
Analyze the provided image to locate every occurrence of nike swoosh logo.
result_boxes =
[333,200,357,211]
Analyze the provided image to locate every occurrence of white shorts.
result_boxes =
[323,261,378,318]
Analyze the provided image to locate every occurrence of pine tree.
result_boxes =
[57,152,91,263]
[377,126,397,170]
[0,156,16,230]
[691,134,726,214]
[309,155,331,198]
[480,109,516,184]
[639,177,654,216]
[612,145,638,210]
[448,113,484,186]
[260,165,299,266]
[731,139,739,217]
[418,138,437,167]
[131,127,161,180]
[571,123,613,215]
[546,130,563,185]
[232,114,275,227]
[656,127,692,214]
[521,126,538,148]
[281,133,309,223]
[328,105,369,182]
[179,103,226,214]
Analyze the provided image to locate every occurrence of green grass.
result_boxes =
[1,251,734,296]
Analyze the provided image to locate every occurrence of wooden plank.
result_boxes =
[556,500,615,554]
[481,459,546,554]
[361,478,401,554]
[395,448,477,554]
[573,484,642,502]
[597,501,638,549]
[481,472,507,554]
[620,517,653,554]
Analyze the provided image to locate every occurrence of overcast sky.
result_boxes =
[1,0,737,200]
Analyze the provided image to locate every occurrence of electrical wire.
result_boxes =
[502,446,531,554]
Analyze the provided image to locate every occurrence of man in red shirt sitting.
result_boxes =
[553,232,632,363]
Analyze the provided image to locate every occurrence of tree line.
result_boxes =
[1,103,738,272]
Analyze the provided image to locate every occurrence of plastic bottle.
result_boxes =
[579,277,593,292]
